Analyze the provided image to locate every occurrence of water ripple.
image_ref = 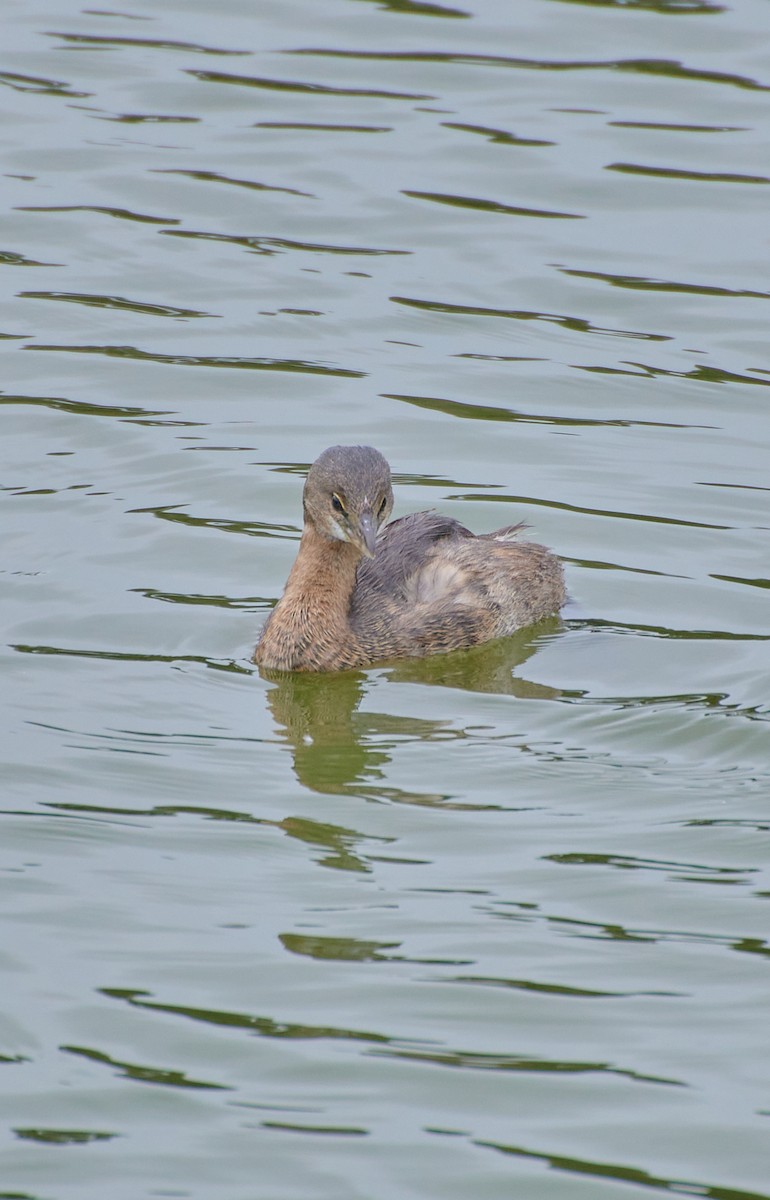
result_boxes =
[557,266,770,301]
[361,0,470,16]
[17,204,179,226]
[162,229,408,257]
[292,48,770,93]
[11,643,250,673]
[254,120,392,133]
[546,851,756,887]
[154,167,315,198]
[24,343,366,378]
[0,70,90,97]
[441,120,555,147]
[402,190,584,220]
[390,294,667,340]
[14,1127,118,1144]
[385,390,698,428]
[61,1044,230,1090]
[475,1139,770,1200]
[100,987,394,1047]
[607,161,770,185]
[46,31,249,56]
[0,391,173,422]
[19,291,217,320]
[554,0,724,12]
[375,1046,682,1087]
[188,68,433,101]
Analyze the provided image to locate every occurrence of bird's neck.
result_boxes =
[255,522,364,670]
[282,523,361,617]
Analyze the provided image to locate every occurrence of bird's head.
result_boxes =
[303,444,393,557]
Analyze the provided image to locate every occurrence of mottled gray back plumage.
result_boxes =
[354,511,473,603]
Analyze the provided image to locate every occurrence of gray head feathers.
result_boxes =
[304,445,391,506]
[303,445,394,557]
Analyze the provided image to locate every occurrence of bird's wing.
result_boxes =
[356,510,473,600]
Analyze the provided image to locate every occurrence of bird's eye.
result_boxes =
[331,494,345,514]
[379,496,389,515]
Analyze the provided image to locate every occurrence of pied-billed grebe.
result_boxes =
[253,445,565,672]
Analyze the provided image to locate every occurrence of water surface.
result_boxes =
[2,0,769,1197]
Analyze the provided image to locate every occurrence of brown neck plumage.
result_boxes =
[281,523,360,616]
[254,521,364,670]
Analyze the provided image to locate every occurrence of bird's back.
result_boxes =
[349,510,565,661]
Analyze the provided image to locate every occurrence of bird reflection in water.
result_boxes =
[260,618,563,804]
